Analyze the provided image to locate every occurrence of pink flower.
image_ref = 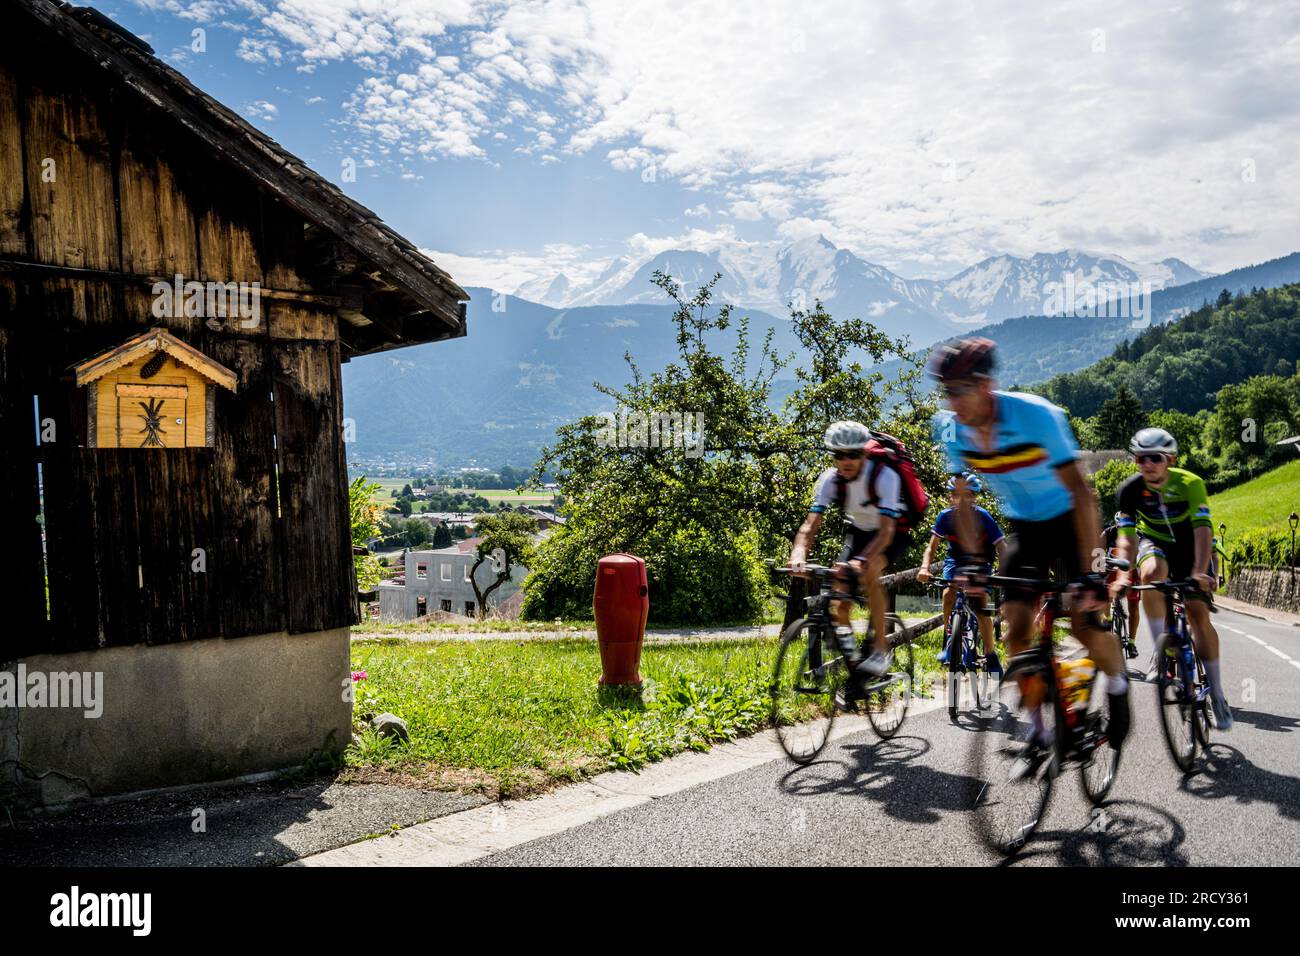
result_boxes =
[351,670,368,682]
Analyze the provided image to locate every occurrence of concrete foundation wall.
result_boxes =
[1,627,352,807]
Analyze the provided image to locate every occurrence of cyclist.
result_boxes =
[927,337,1130,758]
[917,473,1006,674]
[790,420,914,691]
[1102,517,1141,659]
[1109,428,1232,729]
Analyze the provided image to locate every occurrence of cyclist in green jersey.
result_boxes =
[1109,427,1232,729]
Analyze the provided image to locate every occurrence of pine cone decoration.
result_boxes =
[139,350,166,379]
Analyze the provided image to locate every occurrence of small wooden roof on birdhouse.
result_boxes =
[72,328,237,393]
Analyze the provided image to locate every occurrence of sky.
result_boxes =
[104,0,1300,292]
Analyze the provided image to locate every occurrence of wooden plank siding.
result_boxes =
[0,27,362,654]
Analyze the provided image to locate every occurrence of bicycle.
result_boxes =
[769,564,916,764]
[967,564,1126,856]
[1107,592,1140,661]
[930,581,998,721]
[1128,580,1216,773]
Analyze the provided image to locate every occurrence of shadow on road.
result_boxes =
[1179,743,1300,820]
[777,734,985,824]
[1227,707,1300,734]
[1003,799,1190,868]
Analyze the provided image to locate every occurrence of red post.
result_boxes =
[593,553,648,686]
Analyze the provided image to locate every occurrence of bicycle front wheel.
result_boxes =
[970,659,1059,856]
[770,617,845,764]
[866,614,914,739]
[1154,633,1198,773]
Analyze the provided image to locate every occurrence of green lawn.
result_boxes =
[345,633,946,798]
[1209,459,1300,538]
[358,476,556,505]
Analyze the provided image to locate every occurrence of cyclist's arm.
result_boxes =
[919,533,940,576]
[1187,474,1214,587]
[791,511,822,566]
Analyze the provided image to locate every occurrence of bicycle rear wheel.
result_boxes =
[970,657,1059,856]
[770,617,845,764]
[865,614,913,739]
[1154,633,1198,773]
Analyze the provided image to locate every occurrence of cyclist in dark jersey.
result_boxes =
[917,473,1005,671]
[1109,427,1231,729]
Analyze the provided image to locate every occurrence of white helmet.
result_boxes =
[1130,427,1177,456]
[823,420,870,451]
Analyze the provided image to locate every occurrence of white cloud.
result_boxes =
[143,0,1300,273]
[244,99,278,120]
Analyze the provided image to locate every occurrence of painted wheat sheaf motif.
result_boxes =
[138,396,167,447]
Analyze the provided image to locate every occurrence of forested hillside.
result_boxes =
[1038,284,1300,418]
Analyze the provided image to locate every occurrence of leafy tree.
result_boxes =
[431,524,453,549]
[401,483,414,498]
[395,497,412,517]
[1090,458,1137,524]
[1092,384,1148,449]
[523,272,937,625]
[349,477,384,591]
[469,511,536,619]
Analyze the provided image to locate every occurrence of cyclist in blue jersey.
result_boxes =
[918,473,1006,671]
[928,338,1130,758]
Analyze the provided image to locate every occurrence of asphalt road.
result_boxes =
[475,608,1300,866]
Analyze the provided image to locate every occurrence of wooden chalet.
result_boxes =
[0,0,468,803]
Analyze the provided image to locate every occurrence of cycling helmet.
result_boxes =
[1129,427,1177,456]
[822,420,870,451]
[945,473,983,493]
[926,337,996,382]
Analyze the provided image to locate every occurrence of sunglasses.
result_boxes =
[1135,453,1167,465]
[831,450,863,461]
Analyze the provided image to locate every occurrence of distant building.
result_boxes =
[378,544,527,620]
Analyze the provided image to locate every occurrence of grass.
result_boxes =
[363,476,556,505]
[345,632,949,799]
[1209,459,1300,538]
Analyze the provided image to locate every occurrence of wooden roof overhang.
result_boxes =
[15,0,470,360]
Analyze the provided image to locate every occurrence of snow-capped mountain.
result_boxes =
[515,238,1206,341]
[513,272,574,306]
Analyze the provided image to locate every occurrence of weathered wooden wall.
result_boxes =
[0,18,358,656]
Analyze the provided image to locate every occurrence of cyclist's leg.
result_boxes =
[971,590,995,654]
[1136,540,1170,655]
[832,531,867,669]
[862,550,890,657]
[939,569,956,661]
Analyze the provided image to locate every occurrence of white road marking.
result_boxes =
[1220,619,1295,664]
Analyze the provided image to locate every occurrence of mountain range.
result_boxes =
[342,249,1300,471]
[515,236,1206,343]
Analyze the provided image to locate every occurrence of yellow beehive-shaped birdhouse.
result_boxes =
[73,328,237,449]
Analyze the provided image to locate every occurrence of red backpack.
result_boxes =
[835,431,930,533]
